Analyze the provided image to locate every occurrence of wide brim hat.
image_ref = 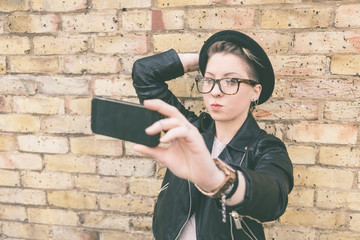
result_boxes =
[199,30,275,105]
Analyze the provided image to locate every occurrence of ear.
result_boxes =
[252,84,262,101]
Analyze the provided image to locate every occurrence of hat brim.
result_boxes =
[199,30,274,105]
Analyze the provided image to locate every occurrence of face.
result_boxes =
[203,52,262,125]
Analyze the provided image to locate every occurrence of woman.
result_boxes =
[132,30,294,240]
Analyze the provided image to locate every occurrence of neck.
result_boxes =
[214,112,248,144]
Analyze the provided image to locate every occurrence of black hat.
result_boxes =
[199,30,274,105]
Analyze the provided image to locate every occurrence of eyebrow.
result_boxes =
[205,72,248,78]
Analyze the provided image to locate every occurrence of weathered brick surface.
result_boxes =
[0,1,359,239]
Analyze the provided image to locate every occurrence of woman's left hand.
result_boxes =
[133,99,224,191]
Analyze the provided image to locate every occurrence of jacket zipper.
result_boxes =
[174,180,192,240]
[231,211,259,240]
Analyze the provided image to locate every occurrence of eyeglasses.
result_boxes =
[195,76,258,95]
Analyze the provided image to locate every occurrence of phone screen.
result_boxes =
[91,97,161,147]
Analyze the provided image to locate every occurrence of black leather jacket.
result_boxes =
[132,49,294,240]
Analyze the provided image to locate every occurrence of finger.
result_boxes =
[143,99,187,121]
[132,144,167,163]
[146,118,182,135]
[160,125,193,143]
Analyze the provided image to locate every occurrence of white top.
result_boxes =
[178,137,227,240]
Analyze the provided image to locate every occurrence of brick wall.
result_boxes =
[0,0,359,239]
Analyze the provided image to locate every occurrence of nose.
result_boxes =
[210,81,223,96]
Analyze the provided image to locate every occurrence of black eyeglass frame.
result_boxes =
[195,75,259,95]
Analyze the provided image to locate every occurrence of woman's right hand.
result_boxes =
[132,99,225,192]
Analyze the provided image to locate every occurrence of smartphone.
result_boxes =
[91,97,161,147]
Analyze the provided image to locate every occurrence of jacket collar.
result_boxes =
[200,112,262,152]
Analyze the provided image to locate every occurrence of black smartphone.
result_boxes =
[91,97,161,147]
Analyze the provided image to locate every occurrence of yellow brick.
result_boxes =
[287,122,357,144]
[122,10,151,31]
[294,31,360,54]
[317,190,360,211]
[288,188,314,207]
[245,31,292,54]
[188,8,255,29]
[62,12,118,32]
[2,221,49,239]
[319,146,360,167]
[66,98,91,116]
[0,76,36,95]
[265,226,317,240]
[287,145,316,165]
[319,232,360,240]
[167,75,200,98]
[0,114,40,132]
[41,115,91,134]
[22,171,73,189]
[31,0,87,11]
[0,152,42,170]
[331,55,360,75]
[183,99,206,116]
[18,135,69,154]
[62,56,120,74]
[48,191,98,209]
[226,0,298,3]
[100,195,155,214]
[37,76,90,95]
[129,178,163,197]
[92,0,151,9]
[324,101,360,122]
[0,0,29,12]
[33,36,88,55]
[157,0,211,7]
[0,37,30,54]
[75,175,127,194]
[28,208,78,226]
[9,56,60,73]
[8,14,59,33]
[289,78,359,99]
[0,134,16,151]
[0,188,46,205]
[45,154,96,173]
[51,226,99,240]
[280,208,347,229]
[335,4,360,28]
[0,170,20,187]
[271,55,326,76]
[92,76,137,97]
[294,166,354,189]
[132,216,152,232]
[153,32,211,52]
[0,204,27,221]
[70,136,123,156]
[78,212,130,230]
[254,100,318,120]
[14,96,65,114]
[349,213,360,232]
[98,157,155,177]
[261,7,331,29]
[94,35,148,54]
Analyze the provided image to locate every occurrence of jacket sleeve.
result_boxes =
[229,134,294,222]
[132,49,197,120]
